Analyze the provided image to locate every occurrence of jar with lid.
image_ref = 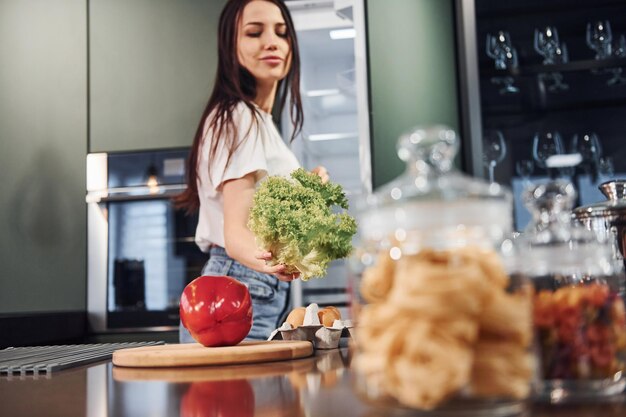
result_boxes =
[517,181,626,402]
[573,180,626,270]
[350,125,533,416]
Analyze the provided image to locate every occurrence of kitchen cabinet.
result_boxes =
[0,0,87,315]
[89,0,225,152]
[456,0,626,229]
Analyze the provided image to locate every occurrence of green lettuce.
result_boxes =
[248,168,357,281]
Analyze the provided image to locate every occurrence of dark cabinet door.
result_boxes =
[0,0,87,315]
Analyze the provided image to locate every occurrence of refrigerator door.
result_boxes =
[456,0,626,230]
[283,0,371,316]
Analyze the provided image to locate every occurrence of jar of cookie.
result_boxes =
[350,125,533,416]
[517,181,626,402]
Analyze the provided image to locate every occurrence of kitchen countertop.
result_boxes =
[2,346,626,417]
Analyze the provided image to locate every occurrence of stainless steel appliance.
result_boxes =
[86,149,205,333]
[283,0,372,317]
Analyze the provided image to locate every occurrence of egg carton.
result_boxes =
[268,323,355,349]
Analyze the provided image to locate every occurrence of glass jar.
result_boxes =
[516,181,626,402]
[573,180,626,270]
[350,125,533,416]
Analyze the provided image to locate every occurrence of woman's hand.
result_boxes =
[224,173,298,281]
[311,165,329,184]
[255,250,300,282]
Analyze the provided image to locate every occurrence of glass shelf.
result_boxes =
[481,57,626,78]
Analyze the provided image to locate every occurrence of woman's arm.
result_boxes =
[222,172,298,282]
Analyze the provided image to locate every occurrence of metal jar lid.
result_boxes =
[573,180,626,220]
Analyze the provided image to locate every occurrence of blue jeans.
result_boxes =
[179,246,290,342]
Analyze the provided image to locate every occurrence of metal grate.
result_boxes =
[0,342,164,376]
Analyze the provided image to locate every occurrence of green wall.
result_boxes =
[89,0,225,152]
[0,0,87,313]
[366,0,459,189]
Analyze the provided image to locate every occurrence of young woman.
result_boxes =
[176,0,328,341]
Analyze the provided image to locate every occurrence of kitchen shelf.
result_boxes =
[481,96,626,118]
[305,132,358,141]
[480,57,626,79]
[304,88,342,97]
[302,89,356,116]
[476,0,625,20]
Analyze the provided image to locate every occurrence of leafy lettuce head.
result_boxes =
[248,168,357,281]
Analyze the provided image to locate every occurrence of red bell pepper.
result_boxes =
[180,275,253,347]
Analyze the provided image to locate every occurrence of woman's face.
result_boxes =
[237,0,292,85]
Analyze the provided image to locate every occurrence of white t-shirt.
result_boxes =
[195,101,300,252]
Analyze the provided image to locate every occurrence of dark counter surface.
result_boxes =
[2,346,626,417]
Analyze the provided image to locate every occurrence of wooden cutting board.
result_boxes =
[112,355,317,382]
[112,340,313,368]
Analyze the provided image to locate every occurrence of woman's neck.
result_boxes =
[254,81,278,114]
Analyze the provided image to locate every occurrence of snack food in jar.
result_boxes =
[350,125,533,416]
[517,181,626,402]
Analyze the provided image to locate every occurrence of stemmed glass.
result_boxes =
[571,132,603,164]
[534,26,569,92]
[534,26,561,64]
[486,31,513,69]
[486,31,520,94]
[586,20,613,60]
[532,131,564,178]
[483,130,507,183]
[571,132,603,181]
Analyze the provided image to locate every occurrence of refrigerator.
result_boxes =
[282,0,372,317]
[456,0,626,230]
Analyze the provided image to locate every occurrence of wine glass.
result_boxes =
[498,46,520,94]
[571,132,603,181]
[532,131,564,177]
[587,20,613,60]
[486,31,513,69]
[534,26,561,65]
[571,132,603,164]
[483,130,507,183]
[534,26,569,92]
[486,31,519,94]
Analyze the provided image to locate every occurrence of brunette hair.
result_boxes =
[176,0,303,213]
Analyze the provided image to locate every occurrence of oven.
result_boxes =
[86,149,206,333]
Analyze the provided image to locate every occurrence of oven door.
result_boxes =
[88,195,205,332]
[86,151,205,333]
